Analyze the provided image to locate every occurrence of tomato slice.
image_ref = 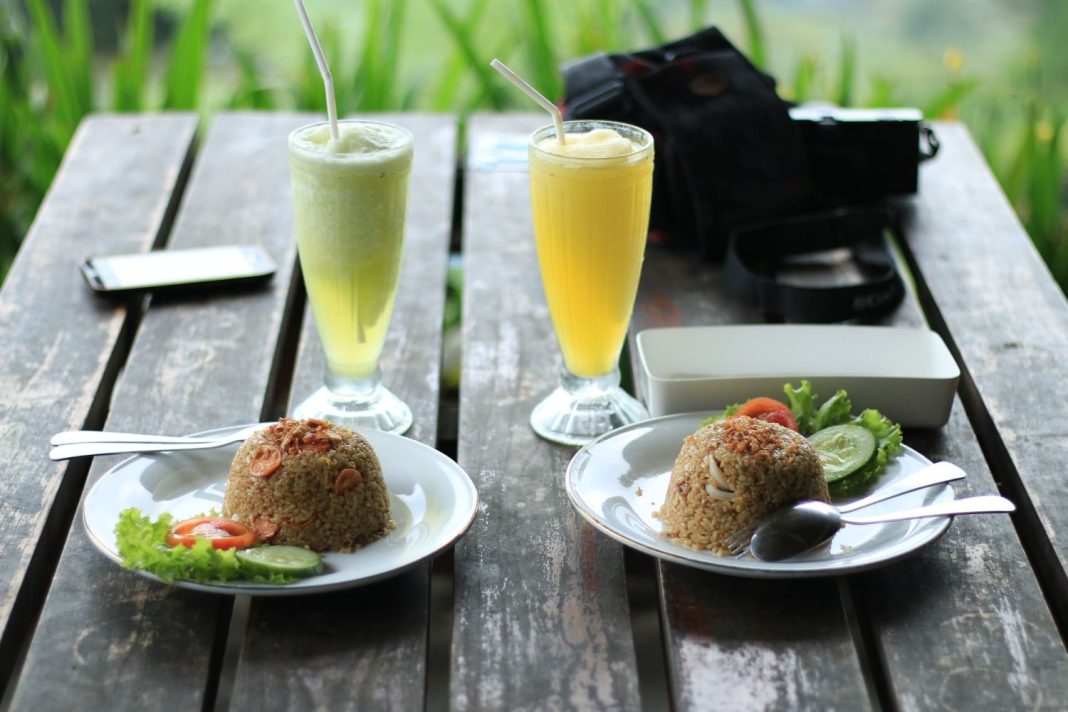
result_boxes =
[165,516,258,550]
[733,396,799,431]
[757,409,798,430]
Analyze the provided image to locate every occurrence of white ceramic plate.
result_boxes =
[566,413,954,578]
[83,424,478,595]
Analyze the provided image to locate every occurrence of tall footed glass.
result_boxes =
[288,119,413,434]
[528,120,654,446]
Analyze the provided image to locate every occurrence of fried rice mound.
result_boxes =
[656,415,828,555]
[222,417,394,552]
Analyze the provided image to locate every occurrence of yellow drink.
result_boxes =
[529,123,654,377]
[288,120,412,380]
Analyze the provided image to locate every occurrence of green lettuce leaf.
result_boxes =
[813,389,853,432]
[782,380,904,492]
[783,380,817,434]
[699,402,741,427]
[114,508,294,584]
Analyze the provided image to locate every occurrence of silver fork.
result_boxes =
[724,461,966,558]
[48,425,261,460]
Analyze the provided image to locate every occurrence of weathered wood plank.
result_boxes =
[660,571,865,710]
[9,112,309,709]
[855,402,1068,711]
[230,113,457,711]
[452,113,641,710]
[900,123,1068,588]
[0,113,197,690]
[238,572,429,710]
[869,123,1068,710]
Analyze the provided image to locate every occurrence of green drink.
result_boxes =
[288,119,413,433]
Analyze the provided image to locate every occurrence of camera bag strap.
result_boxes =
[723,207,905,322]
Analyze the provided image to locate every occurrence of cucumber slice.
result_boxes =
[808,424,877,482]
[236,545,322,578]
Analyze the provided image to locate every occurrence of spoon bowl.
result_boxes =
[748,501,841,562]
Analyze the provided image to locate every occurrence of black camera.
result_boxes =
[789,105,939,204]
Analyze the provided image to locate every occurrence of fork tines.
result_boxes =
[724,522,757,557]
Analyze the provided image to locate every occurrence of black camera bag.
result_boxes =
[561,26,937,321]
[562,26,812,259]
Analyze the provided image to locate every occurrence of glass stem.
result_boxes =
[560,366,622,397]
[324,366,382,401]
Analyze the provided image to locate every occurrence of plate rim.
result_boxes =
[82,422,479,596]
[565,412,953,579]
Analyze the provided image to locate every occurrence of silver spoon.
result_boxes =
[724,461,967,555]
[748,494,1016,562]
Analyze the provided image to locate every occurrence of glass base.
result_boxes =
[530,368,649,447]
[293,383,412,435]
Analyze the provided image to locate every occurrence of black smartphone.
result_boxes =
[80,244,277,294]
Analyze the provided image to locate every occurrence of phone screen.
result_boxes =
[82,245,276,293]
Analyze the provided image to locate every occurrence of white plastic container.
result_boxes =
[635,325,960,428]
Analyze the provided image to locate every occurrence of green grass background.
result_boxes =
[1,0,1065,290]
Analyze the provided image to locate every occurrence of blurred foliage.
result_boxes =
[0,0,1065,291]
[0,0,213,275]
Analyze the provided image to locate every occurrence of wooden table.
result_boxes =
[1,111,1066,710]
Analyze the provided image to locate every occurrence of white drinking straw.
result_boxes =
[490,58,566,144]
[293,0,339,142]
